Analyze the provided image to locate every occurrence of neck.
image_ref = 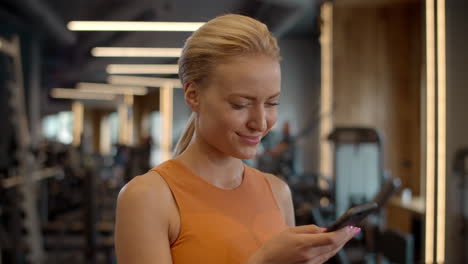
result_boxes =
[175,134,244,189]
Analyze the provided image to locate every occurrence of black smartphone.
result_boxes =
[372,177,401,207]
[326,202,378,232]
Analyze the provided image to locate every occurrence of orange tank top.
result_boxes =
[152,159,288,264]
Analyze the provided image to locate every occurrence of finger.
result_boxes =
[307,227,361,263]
[300,225,359,247]
[307,246,345,264]
[301,228,353,260]
[298,227,360,264]
[291,225,326,234]
[334,225,360,243]
[307,232,355,264]
[330,226,360,248]
[301,243,336,262]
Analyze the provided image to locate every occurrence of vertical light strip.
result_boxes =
[319,2,334,179]
[100,116,111,154]
[425,0,436,262]
[117,95,135,145]
[160,85,173,161]
[124,95,134,145]
[436,0,447,261]
[118,100,127,145]
[72,101,84,146]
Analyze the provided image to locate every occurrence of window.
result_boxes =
[42,111,73,144]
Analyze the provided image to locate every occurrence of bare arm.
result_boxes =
[115,172,174,264]
[265,174,295,227]
[257,175,360,264]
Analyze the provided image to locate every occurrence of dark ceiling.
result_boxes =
[0,0,320,113]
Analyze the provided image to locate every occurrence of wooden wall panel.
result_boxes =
[85,109,112,153]
[332,3,422,195]
[133,90,159,145]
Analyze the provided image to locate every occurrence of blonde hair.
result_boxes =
[173,14,280,156]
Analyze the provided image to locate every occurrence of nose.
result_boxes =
[247,105,267,132]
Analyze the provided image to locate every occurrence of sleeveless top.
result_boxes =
[151,159,288,264]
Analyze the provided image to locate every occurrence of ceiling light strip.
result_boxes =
[108,75,182,88]
[91,47,182,57]
[67,21,204,31]
[76,82,148,95]
[51,88,116,100]
[106,64,179,74]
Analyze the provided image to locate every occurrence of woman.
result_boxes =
[115,14,360,264]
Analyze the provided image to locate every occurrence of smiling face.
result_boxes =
[188,55,281,160]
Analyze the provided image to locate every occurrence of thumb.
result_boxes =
[290,225,326,234]
[331,226,361,242]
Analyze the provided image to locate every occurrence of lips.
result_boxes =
[237,134,262,145]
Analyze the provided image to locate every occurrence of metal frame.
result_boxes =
[0,35,45,264]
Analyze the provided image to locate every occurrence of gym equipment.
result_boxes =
[308,127,401,264]
[328,127,385,219]
[376,229,414,264]
[0,34,127,264]
[0,35,44,263]
[453,148,468,263]
[40,146,119,264]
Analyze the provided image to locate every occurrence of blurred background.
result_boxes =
[0,0,466,263]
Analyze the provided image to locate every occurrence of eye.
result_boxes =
[265,102,279,107]
[231,103,248,110]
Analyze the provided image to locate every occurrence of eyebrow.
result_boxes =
[229,92,281,100]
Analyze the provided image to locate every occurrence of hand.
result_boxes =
[248,225,360,264]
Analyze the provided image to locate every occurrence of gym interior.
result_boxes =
[0,0,467,263]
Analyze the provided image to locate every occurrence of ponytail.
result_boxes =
[173,113,196,156]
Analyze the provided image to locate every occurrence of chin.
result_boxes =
[231,148,257,160]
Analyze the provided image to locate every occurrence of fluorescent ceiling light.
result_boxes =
[106,64,179,74]
[51,88,116,100]
[67,21,204,31]
[77,82,148,95]
[91,47,182,57]
[108,75,182,88]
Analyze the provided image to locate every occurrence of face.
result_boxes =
[187,55,281,160]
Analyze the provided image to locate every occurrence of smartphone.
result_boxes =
[326,202,378,232]
[372,177,401,207]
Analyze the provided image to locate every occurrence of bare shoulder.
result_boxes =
[118,170,172,203]
[119,171,170,199]
[264,173,295,227]
[116,170,175,234]
[115,170,175,264]
[116,170,177,228]
[264,173,292,198]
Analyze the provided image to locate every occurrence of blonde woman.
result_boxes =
[115,14,360,264]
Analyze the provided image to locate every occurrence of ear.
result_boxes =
[184,81,200,112]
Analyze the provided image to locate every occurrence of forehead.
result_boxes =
[207,55,281,95]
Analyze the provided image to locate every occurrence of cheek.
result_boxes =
[220,109,247,130]
[200,103,241,132]
[265,109,278,132]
